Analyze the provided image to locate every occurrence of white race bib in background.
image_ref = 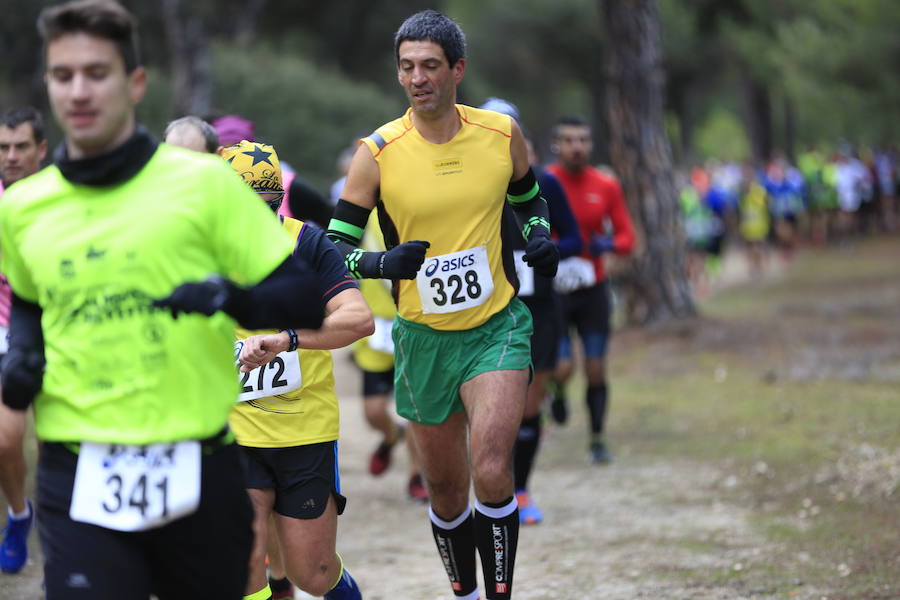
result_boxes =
[369,317,395,354]
[513,250,535,297]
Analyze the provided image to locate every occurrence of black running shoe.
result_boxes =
[550,394,568,425]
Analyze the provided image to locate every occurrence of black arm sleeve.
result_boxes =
[225,254,327,331]
[508,167,552,240]
[326,199,384,278]
[1,293,46,410]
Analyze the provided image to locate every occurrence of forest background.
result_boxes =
[2,0,898,194]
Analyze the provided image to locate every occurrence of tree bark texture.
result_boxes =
[602,0,695,324]
[162,0,213,118]
[739,63,773,164]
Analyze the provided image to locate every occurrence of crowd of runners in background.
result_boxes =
[677,146,897,295]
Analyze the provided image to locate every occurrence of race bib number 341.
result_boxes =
[416,245,494,314]
[70,440,201,531]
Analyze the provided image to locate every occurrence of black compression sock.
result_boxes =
[513,414,542,491]
[586,383,608,435]
[474,497,519,600]
[429,505,478,597]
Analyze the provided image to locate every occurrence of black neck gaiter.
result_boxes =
[54,125,159,186]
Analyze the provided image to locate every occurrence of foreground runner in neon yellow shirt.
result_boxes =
[0,3,325,598]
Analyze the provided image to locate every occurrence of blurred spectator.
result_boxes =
[211,114,254,146]
[738,163,770,277]
[678,171,715,297]
[834,148,872,242]
[764,154,805,261]
[874,148,896,231]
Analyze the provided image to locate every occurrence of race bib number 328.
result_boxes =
[69,440,201,531]
[416,245,494,314]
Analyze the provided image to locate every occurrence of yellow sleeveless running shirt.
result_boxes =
[361,105,516,331]
[229,217,339,448]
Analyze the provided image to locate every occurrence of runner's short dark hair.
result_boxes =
[38,0,140,73]
[553,115,592,138]
[0,107,45,144]
[394,10,466,67]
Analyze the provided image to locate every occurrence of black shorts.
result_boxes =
[37,437,253,600]
[238,441,347,520]
[559,280,611,338]
[362,368,394,397]
[522,295,560,372]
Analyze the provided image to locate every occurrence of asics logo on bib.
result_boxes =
[425,253,477,277]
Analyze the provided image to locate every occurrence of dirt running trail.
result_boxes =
[328,348,793,600]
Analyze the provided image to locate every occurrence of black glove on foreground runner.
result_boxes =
[153,254,326,331]
[523,232,559,278]
[1,295,46,410]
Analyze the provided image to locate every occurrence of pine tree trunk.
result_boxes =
[740,64,773,164]
[162,0,213,118]
[602,0,695,324]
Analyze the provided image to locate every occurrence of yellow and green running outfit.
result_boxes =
[0,144,292,444]
[361,105,519,331]
[230,217,354,448]
[361,105,532,424]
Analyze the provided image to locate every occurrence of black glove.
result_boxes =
[1,348,45,410]
[523,234,559,278]
[379,240,430,279]
[152,276,237,319]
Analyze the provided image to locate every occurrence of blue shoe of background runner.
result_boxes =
[0,500,33,574]
[516,490,544,525]
[590,440,612,465]
[324,567,362,600]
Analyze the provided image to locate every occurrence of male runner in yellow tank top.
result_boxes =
[327,11,558,600]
